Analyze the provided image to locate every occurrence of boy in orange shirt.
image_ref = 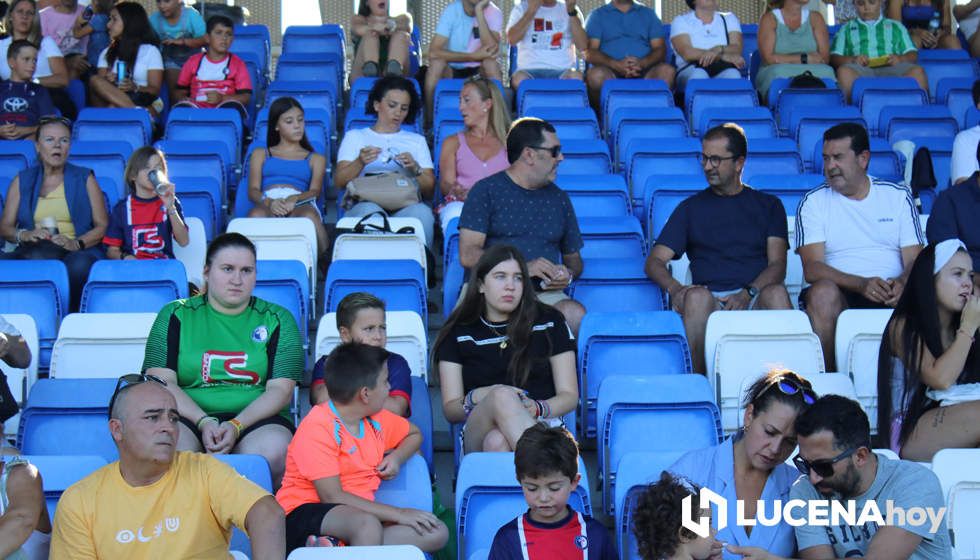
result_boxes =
[275,342,449,553]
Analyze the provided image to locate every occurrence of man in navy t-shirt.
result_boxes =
[459,117,586,335]
[645,123,792,374]
[927,142,980,289]
[0,40,56,140]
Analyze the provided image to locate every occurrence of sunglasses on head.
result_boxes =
[771,377,817,405]
[793,446,859,478]
[38,115,72,128]
[107,373,167,419]
[529,144,561,158]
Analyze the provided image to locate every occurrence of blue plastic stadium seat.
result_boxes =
[746,173,825,215]
[600,79,674,136]
[516,78,588,114]
[740,24,759,76]
[266,81,337,131]
[154,139,228,202]
[67,140,131,207]
[743,138,803,178]
[433,79,466,116]
[165,107,244,175]
[254,259,310,351]
[406,376,433,474]
[73,108,152,153]
[442,258,465,319]
[80,260,188,313]
[569,258,665,313]
[349,76,422,112]
[597,374,722,514]
[611,107,689,170]
[168,174,222,241]
[919,58,979,100]
[578,311,691,440]
[523,106,600,140]
[851,77,927,136]
[869,137,904,181]
[456,452,592,560]
[788,106,865,171]
[770,79,844,134]
[558,139,612,175]
[880,105,959,144]
[698,106,777,138]
[0,140,35,173]
[643,174,707,239]
[376,455,432,517]
[684,79,757,135]
[967,107,980,129]
[616,451,686,558]
[345,107,421,135]
[275,53,343,89]
[324,259,427,325]
[22,455,107,516]
[936,77,976,129]
[626,137,701,196]
[283,24,345,58]
[231,24,270,71]
[555,173,629,217]
[0,260,68,369]
[578,216,645,260]
[215,453,273,555]
[254,106,331,155]
[19,378,119,461]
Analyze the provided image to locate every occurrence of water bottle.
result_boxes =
[114,60,126,86]
[81,5,93,22]
[929,11,941,33]
[148,169,169,196]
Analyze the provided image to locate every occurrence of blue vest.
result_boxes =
[16,163,96,234]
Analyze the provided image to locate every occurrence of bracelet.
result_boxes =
[536,399,551,419]
[196,415,219,430]
[15,229,24,243]
[957,328,975,343]
[227,418,244,439]
[463,390,476,416]
[77,238,86,250]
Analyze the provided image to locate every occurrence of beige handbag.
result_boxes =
[343,171,421,212]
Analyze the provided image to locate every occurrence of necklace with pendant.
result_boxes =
[480,316,509,349]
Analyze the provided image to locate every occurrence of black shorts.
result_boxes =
[797,286,890,311]
[451,66,481,79]
[285,502,340,552]
[178,412,295,444]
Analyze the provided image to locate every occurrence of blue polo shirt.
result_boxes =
[584,1,665,60]
[669,435,799,560]
[926,172,980,272]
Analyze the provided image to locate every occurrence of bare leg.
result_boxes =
[164,68,181,102]
[383,521,450,552]
[938,31,962,50]
[511,70,532,90]
[461,386,536,453]
[89,74,137,108]
[351,33,381,84]
[561,69,583,81]
[755,283,793,310]
[424,56,450,124]
[900,401,980,461]
[248,205,271,217]
[553,298,586,338]
[481,57,502,81]
[176,422,204,452]
[387,30,411,74]
[234,423,293,489]
[835,65,860,104]
[319,505,384,546]
[803,279,845,371]
[290,205,329,256]
[679,286,716,375]
[585,64,615,113]
[903,64,930,93]
[645,62,676,90]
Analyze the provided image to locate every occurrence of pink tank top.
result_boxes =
[452,131,509,194]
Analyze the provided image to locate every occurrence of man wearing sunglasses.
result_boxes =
[50,374,287,559]
[780,395,950,560]
[459,117,586,335]
[645,123,793,374]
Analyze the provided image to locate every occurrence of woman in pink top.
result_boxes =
[437,76,510,232]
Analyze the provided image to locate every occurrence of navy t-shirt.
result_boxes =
[926,172,980,272]
[311,351,413,408]
[657,186,788,291]
[0,80,55,127]
[459,170,584,265]
[103,195,185,259]
[489,507,618,560]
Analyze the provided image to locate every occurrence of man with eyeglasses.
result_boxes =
[50,374,287,559]
[645,123,792,374]
[459,117,586,335]
[728,395,951,560]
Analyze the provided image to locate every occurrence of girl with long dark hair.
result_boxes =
[878,239,980,460]
[89,1,163,115]
[246,96,328,256]
[434,244,578,453]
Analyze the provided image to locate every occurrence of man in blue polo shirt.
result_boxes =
[928,141,980,289]
[645,124,792,374]
[583,0,674,110]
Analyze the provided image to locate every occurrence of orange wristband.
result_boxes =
[227,418,244,439]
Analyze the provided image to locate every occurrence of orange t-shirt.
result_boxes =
[275,401,410,514]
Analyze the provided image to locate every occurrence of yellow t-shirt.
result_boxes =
[33,183,76,239]
[50,452,269,560]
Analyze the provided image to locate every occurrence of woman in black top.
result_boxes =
[435,244,578,453]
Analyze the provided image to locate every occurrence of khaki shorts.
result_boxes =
[456,282,570,309]
[841,62,920,77]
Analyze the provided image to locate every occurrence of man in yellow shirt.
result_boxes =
[50,374,286,559]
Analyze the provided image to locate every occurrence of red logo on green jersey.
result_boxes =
[201,351,260,384]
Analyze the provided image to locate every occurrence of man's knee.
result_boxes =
[561,69,583,80]
[554,298,585,328]
[586,65,613,88]
[683,286,716,315]
[421,521,450,551]
[481,58,502,79]
[757,284,792,310]
[806,280,844,318]
[482,429,510,452]
[511,70,530,89]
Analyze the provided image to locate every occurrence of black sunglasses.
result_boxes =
[793,446,858,478]
[107,373,167,418]
[530,144,561,158]
[771,377,817,405]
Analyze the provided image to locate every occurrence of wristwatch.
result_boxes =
[567,8,576,15]
[745,285,759,299]
[801,53,808,64]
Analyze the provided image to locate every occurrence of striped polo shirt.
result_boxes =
[830,16,916,58]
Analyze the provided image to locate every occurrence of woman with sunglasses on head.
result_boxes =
[88,2,163,116]
[334,75,436,248]
[877,239,980,461]
[669,369,816,559]
[0,117,107,312]
[434,244,578,454]
[141,232,304,487]
[436,76,510,233]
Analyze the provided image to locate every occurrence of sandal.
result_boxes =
[361,61,379,77]
[384,59,403,77]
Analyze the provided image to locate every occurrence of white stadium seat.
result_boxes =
[315,311,428,380]
[287,545,425,559]
[834,309,893,435]
[48,313,157,379]
[932,448,980,560]
[332,216,428,279]
[227,217,318,310]
[173,216,207,289]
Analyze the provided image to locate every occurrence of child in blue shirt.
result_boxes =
[73,0,114,71]
[149,0,206,98]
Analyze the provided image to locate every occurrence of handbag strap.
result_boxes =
[353,211,394,234]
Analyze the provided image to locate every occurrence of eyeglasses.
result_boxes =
[530,145,561,158]
[793,446,859,478]
[771,377,817,405]
[38,116,72,128]
[107,373,167,419]
[697,153,737,167]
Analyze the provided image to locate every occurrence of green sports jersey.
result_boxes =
[831,17,916,58]
[142,294,304,417]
